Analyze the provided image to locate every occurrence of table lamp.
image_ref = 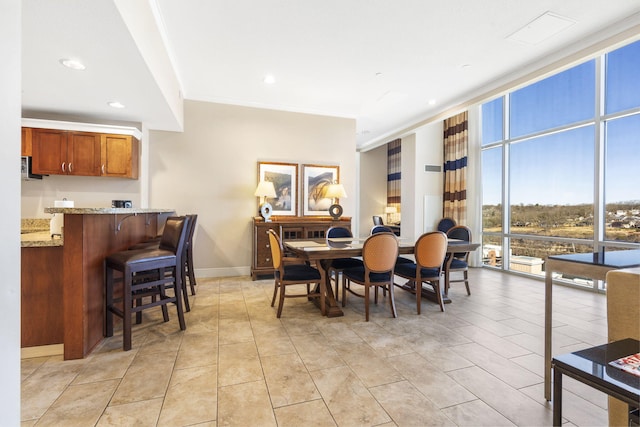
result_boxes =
[385,205,397,224]
[254,181,277,221]
[325,182,347,220]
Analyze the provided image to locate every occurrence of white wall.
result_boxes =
[400,134,416,239]
[149,100,357,277]
[1,0,22,423]
[414,122,445,233]
[358,144,387,238]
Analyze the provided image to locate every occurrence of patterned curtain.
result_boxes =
[387,139,401,220]
[443,111,468,224]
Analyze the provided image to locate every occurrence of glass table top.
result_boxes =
[548,249,640,268]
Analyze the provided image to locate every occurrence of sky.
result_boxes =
[481,40,640,207]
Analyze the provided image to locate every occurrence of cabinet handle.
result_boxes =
[266,257,270,262]
[68,163,73,172]
[266,244,270,248]
[101,164,105,174]
[61,162,66,173]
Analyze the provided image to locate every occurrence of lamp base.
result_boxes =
[260,202,273,222]
[328,203,343,220]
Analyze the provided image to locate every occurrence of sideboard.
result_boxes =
[251,216,351,280]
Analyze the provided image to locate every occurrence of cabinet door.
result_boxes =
[67,132,101,176]
[21,127,33,156]
[255,224,279,268]
[101,134,139,178]
[32,129,67,175]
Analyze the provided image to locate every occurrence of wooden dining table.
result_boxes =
[284,236,480,317]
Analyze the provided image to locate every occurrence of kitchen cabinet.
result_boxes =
[21,127,33,156]
[30,128,139,179]
[251,216,351,279]
[32,128,101,176]
[101,134,139,178]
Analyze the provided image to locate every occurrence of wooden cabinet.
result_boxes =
[32,129,101,176]
[251,216,351,280]
[21,127,33,156]
[101,134,139,178]
[30,128,139,179]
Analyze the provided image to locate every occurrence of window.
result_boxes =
[481,39,640,290]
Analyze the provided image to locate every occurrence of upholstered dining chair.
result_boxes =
[437,217,457,234]
[445,225,472,295]
[326,226,363,302]
[105,216,190,351]
[268,229,324,318]
[341,232,399,321]
[372,215,384,226]
[395,231,448,313]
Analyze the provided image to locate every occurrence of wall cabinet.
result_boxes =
[251,216,351,280]
[21,127,33,156]
[30,128,139,179]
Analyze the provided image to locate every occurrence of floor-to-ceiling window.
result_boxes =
[481,39,640,289]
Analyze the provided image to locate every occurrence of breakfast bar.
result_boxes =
[38,207,174,360]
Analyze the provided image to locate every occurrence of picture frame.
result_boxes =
[257,162,298,216]
[302,164,339,216]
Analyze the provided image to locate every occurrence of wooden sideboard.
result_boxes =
[251,216,351,280]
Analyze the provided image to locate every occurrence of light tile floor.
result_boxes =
[21,268,613,426]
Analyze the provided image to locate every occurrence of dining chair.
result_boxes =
[326,226,363,302]
[341,232,399,321]
[268,229,324,318]
[445,225,472,295]
[437,217,457,234]
[105,216,189,351]
[395,231,448,313]
[372,215,384,226]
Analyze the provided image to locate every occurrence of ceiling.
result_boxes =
[21,1,640,150]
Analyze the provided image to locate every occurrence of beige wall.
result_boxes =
[149,100,356,277]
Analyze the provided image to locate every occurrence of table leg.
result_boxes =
[545,266,553,401]
[314,260,343,317]
[553,366,562,426]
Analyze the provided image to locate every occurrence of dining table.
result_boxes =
[284,236,480,317]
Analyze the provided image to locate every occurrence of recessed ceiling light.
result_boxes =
[107,101,125,109]
[59,58,86,70]
[263,74,276,84]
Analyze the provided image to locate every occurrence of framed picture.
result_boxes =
[257,162,298,216]
[302,164,339,216]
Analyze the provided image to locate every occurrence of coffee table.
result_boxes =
[552,338,640,426]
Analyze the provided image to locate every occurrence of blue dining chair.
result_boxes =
[445,225,472,295]
[326,226,363,302]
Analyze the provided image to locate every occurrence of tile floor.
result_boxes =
[21,268,613,426]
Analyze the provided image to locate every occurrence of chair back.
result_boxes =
[267,229,283,272]
[437,217,457,233]
[371,225,392,234]
[362,232,399,273]
[326,226,352,239]
[447,225,472,259]
[372,215,384,226]
[185,214,198,249]
[159,216,189,256]
[415,231,448,270]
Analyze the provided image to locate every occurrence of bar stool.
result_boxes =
[128,214,198,311]
[105,216,189,351]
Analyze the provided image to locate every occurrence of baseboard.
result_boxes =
[21,344,64,359]
[195,266,250,278]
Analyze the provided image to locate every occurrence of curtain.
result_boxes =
[387,139,401,221]
[443,111,468,224]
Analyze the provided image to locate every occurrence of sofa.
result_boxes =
[606,267,640,426]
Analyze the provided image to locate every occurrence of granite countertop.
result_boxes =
[44,207,175,214]
[21,218,62,247]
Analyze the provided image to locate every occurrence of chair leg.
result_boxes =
[179,265,191,312]
[174,272,186,331]
[388,283,397,318]
[342,276,347,307]
[271,279,278,307]
[434,280,445,312]
[122,272,133,351]
[364,285,370,322]
[464,271,470,295]
[416,280,422,315]
[105,266,114,337]
[318,280,326,316]
[277,281,286,318]
[187,248,197,295]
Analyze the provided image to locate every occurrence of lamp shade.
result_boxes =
[384,206,397,214]
[325,183,347,199]
[254,181,277,198]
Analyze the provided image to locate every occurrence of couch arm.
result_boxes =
[606,267,640,427]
